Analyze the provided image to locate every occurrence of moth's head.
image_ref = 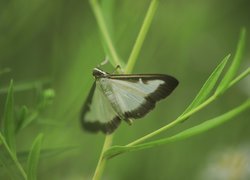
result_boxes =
[92,68,108,78]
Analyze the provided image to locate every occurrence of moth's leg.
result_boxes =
[124,118,133,125]
[112,65,123,74]
[98,57,124,73]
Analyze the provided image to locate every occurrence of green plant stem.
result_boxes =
[125,0,159,73]
[105,99,250,158]
[89,0,122,67]
[228,67,250,88]
[215,28,246,94]
[126,95,216,146]
[89,0,118,179]
[0,133,27,180]
[92,135,113,180]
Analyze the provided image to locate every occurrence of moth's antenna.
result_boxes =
[97,57,123,74]
[97,57,109,68]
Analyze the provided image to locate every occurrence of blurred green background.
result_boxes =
[0,0,249,179]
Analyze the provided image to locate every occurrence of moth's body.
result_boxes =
[81,67,179,134]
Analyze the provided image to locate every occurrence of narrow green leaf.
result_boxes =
[18,111,39,132]
[27,134,44,180]
[2,80,16,153]
[182,54,230,114]
[216,28,246,94]
[0,133,27,179]
[104,100,250,158]
[16,106,29,133]
[0,149,25,180]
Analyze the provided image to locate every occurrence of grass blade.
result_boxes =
[182,54,230,114]
[216,28,246,94]
[89,0,124,68]
[0,148,25,180]
[0,133,27,179]
[18,111,39,132]
[2,80,16,153]
[104,100,250,158]
[27,134,44,180]
[16,106,28,133]
[125,0,159,73]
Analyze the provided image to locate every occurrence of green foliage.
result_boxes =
[104,100,250,158]
[216,28,246,94]
[0,133,27,180]
[0,80,62,179]
[182,54,230,114]
[27,134,43,180]
[16,106,29,133]
[2,80,16,154]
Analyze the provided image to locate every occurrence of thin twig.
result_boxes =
[125,0,159,73]
[92,135,113,180]
[89,0,122,67]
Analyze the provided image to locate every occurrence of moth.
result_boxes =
[81,67,179,134]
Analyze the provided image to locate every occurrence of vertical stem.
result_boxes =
[89,0,118,179]
[89,0,123,67]
[92,135,113,180]
[125,0,159,73]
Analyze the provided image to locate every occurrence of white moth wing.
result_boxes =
[99,77,167,120]
[85,87,116,123]
[81,83,121,134]
[110,78,164,112]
